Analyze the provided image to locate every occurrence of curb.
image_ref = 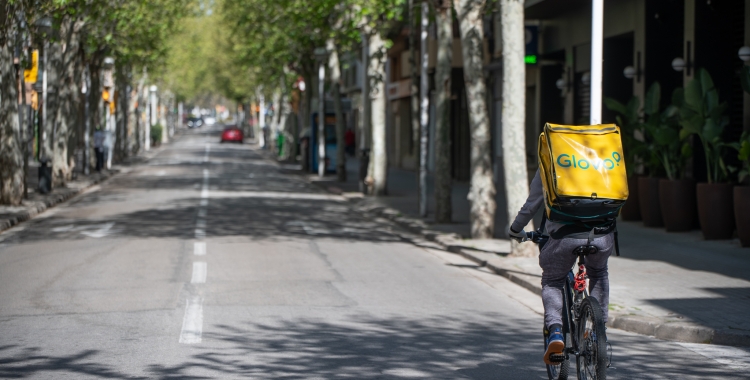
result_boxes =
[335,191,750,347]
[0,132,171,235]
[0,170,118,235]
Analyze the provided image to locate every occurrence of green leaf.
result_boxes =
[679,128,692,140]
[653,127,678,145]
[626,96,640,123]
[739,140,750,161]
[671,87,684,107]
[705,89,719,112]
[699,68,715,93]
[702,118,722,142]
[684,76,703,110]
[681,142,693,158]
[680,115,702,135]
[604,97,627,116]
[644,82,661,115]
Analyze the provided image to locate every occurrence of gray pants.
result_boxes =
[540,233,613,328]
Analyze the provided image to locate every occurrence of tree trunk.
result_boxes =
[271,87,281,154]
[44,41,61,170]
[50,19,84,187]
[327,40,347,182]
[500,0,534,256]
[455,0,497,239]
[434,0,453,223]
[133,70,147,156]
[88,58,103,168]
[368,32,388,196]
[0,32,25,205]
[410,0,425,215]
[258,88,266,149]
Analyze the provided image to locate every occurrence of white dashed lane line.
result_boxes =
[181,164,210,345]
[194,242,206,256]
[191,262,207,284]
[179,296,204,344]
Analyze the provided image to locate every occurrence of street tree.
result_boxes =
[433,0,452,222]
[0,2,25,205]
[454,0,496,238]
[499,0,534,256]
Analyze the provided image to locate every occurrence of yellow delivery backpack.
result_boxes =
[538,123,628,226]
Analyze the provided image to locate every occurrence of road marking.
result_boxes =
[80,222,115,238]
[194,242,206,256]
[191,262,207,284]
[195,228,205,240]
[179,296,203,344]
[200,199,208,207]
[52,225,76,232]
[203,144,210,163]
[201,170,209,199]
[198,208,207,218]
[195,220,206,229]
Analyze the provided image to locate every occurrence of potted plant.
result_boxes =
[735,132,750,247]
[604,96,647,221]
[642,83,695,232]
[678,69,735,240]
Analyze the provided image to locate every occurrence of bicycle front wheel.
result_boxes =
[576,297,607,380]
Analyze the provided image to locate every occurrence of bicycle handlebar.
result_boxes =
[523,231,547,244]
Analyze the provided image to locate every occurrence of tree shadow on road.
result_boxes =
[0,345,145,379]
[146,313,546,379]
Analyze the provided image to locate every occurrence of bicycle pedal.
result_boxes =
[549,354,565,363]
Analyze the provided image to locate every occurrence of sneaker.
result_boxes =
[544,324,565,365]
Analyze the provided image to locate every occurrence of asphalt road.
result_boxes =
[1,125,749,379]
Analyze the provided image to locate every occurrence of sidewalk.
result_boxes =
[309,156,750,346]
[0,146,163,234]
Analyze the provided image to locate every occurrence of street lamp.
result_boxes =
[581,72,591,86]
[672,42,693,75]
[314,47,329,178]
[738,46,750,62]
[671,57,687,72]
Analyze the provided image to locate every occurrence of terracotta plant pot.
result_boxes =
[735,186,750,247]
[638,177,663,227]
[696,183,735,240]
[621,176,641,221]
[658,179,696,232]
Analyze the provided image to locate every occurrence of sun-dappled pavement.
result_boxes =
[0,126,748,379]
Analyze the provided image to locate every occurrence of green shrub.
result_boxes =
[151,124,163,146]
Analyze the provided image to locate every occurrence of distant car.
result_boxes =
[220,126,244,143]
[187,117,203,128]
[203,116,216,126]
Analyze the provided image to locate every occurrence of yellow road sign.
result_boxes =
[24,50,38,83]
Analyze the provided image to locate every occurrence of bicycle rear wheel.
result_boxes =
[576,297,607,380]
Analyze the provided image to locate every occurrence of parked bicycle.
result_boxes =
[524,230,609,380]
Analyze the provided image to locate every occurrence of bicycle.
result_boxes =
[524,231,609,380]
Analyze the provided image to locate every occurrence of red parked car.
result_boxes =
[220,126,244,143]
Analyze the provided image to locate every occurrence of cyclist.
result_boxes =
[508,169,614,365]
